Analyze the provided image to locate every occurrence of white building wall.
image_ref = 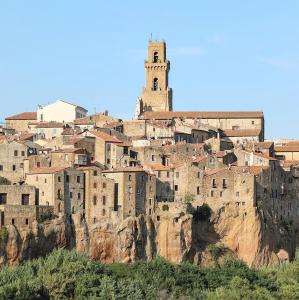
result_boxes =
[37,100,87,123]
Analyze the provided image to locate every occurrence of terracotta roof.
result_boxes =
[204,168,228,176]
[231,166,268,175]
[275,145,299,152]
[19,133,36,141]
[5,112,37,120]
[102,121,123,128]
[76,166,100,171]
[32,122,64,128]
[103,166,145,173]
[192,156,206,162]
[63,137,86,145]
[193,143,205,149]
[214,151,227,158]
[145,164,174,171]
[61,128,75,135]
[28,167,66,175]
[51,148,87,154]
[222,129,261,137]
[140,111,264,120]
[90,131,122,143]
[255,141,274,149]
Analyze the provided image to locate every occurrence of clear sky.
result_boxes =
[0,1,298,139]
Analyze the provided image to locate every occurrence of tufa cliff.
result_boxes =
[0,204,295,267]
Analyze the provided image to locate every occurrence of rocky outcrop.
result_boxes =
[0,205,296,267]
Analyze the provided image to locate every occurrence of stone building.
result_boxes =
[145,164,174,202]
[28,121,64,139]
[103,167,156,219]
[25,167,85,216]
[0,139,38,183]
[25,167,66,213]
[5,112,37,132]
[136,40,172,115]
[50,148,90,168]
[78,166,116,225]
[140,111,264,141]
[0,184,53,228]
[275,142,299,161]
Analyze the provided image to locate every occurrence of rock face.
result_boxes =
[0,206,296,267]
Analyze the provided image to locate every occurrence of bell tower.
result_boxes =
[137,40,173,115]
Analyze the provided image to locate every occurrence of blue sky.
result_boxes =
[0,1,298,139]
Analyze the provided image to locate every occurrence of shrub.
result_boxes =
[0,177,11,185]
[193,203,212,222]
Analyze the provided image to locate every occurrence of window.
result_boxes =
[220,191,223,197]
[0,193,7,205]
[151,155,155,162]
[21,194,29,205]
[25,218,28,225]
[70,192,73,199]
[77,176,81,183]
[14,150,18,156]
[0,165,3,171]
[210,191,214,197]
[58,189,61,199]
[93,170,98,176]
[44,178,47,183]
[129,175,132,181]
[102,196,106,205]
[167,171,170,178]
[58,176,61,182]
[12,165,16,171]
[21,151,25,156]
[102,182,106,188]
[93,182,97,188]
[232,126,240,130]
[236,192,240,197]
[36,162,40,168]
[107,158,110,164]
[153,78,158,91]
[11,218,15,225]
[197,172,200,178]
[78,193,81,200]
[93,196,97,205]
[149,209,152,215]
[251,121,255,125]
[102,209,106,216]
[175,185,178,191]
[197,186,200,195]
[66,175,69,182]
[93,217,96,224]
[222,179,227,188]
[212,179,216,188]
[153,51,158,63]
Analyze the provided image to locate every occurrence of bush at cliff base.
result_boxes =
[0,248,299,299]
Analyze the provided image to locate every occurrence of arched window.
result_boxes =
[153,51,158,63]
[153,78,158,91]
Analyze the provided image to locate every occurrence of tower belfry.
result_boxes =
[136,40,173,116]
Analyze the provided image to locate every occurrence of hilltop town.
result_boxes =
[0,40,298,266]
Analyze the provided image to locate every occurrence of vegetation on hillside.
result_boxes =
[0,249,299,299]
